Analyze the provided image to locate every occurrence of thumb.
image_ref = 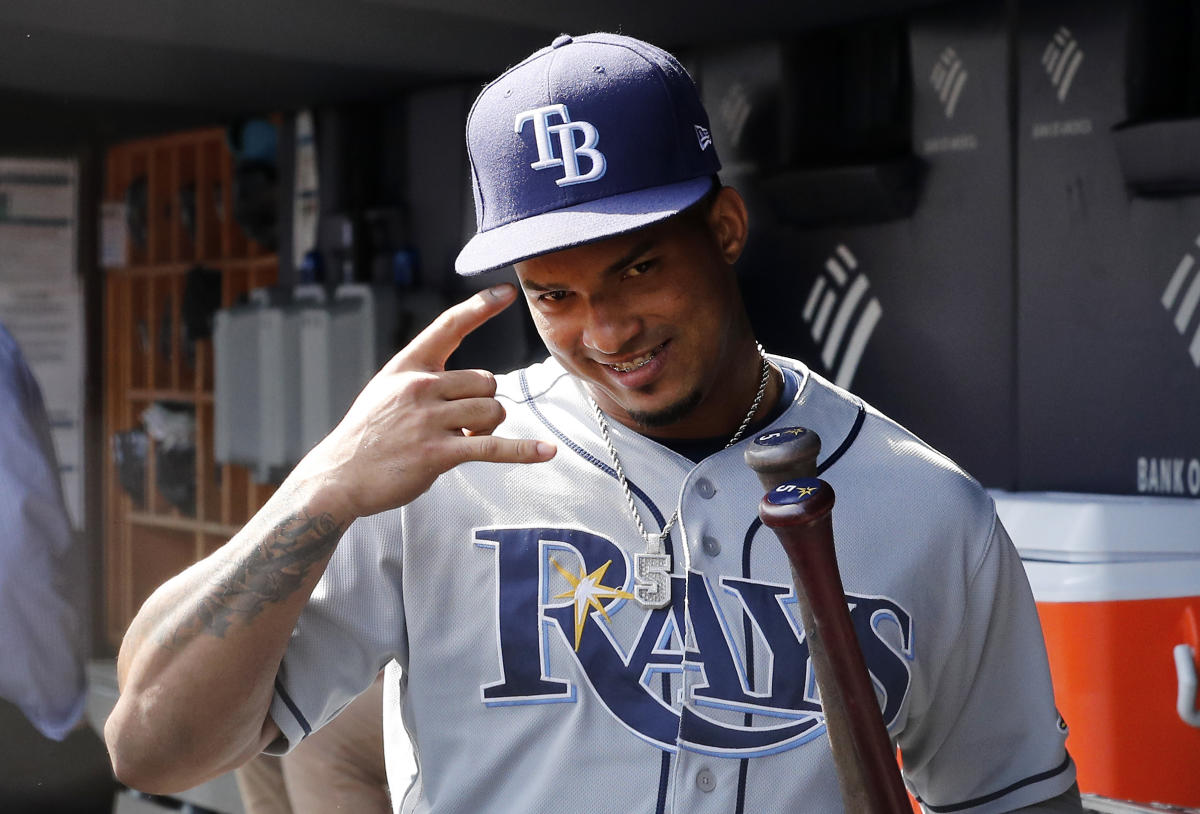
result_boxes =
[386,284,518,373]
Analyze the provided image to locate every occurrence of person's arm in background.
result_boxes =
[0,324,89,740]
[104,286,554,793]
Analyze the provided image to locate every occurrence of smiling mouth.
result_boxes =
[605,343,666,373]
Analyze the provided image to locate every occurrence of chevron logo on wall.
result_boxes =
[801,244,882,389]
[930,47,968,119]
[1042,26,1084,103]
[1162,236,1200,369]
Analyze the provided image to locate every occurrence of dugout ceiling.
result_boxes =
[7,0,1200,499]
[0,0,947,115]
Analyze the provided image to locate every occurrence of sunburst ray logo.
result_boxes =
[551,557,636,651]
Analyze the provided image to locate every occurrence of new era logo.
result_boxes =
[695,125,712,151]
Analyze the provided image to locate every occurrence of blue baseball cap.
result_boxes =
[455,33,722,275]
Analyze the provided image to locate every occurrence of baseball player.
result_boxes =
[107,33,1082,813]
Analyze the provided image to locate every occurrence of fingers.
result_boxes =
[434,369,497,401]
[453,435,557,466]
[442,397,506,436]
[385,284,518,373]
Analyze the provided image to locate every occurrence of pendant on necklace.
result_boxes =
[594,345,768,612]
[633,551,672,609]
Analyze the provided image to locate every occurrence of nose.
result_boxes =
[581,294,641,356]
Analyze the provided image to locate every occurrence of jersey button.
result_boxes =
[695,768,717,793]
[695,478,716,499]
[702,536,721,556]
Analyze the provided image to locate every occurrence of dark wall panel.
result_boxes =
[404,85,545,373]
[1016,0,1200,497]
[715,0,1016,487]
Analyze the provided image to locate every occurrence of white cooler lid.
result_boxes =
[990,490,1200,561]
[1022,557,1200,602]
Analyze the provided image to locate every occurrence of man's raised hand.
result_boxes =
[294,283,556,520]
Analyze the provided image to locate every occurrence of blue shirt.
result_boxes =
[0,322,87,740]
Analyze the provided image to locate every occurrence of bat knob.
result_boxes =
[744,426,822,491]
[758,477,835,529]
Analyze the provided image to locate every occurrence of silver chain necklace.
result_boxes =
[587,343,771,609]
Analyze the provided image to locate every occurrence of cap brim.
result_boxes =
[455,176,714,275]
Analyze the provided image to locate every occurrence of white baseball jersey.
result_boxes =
[268,354,1074,814]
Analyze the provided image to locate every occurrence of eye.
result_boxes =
[537,289,571,303]
[623,259,655,278]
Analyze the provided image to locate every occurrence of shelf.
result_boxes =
[760,156,925,226]
[1113,117,1200,196]
[128,388,214,403]
[105,255,280,277]
[102,124,280,646]
[128,511,241,538]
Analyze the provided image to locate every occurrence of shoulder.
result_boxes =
[493,356,589,432]
[773,354,995,537]
[494,355,571,401]
[871,411,990,521]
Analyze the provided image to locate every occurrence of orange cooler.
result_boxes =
[995,492,1200,809]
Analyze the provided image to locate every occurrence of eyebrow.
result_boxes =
[521,237,659,292]
[520,277,558,293]
[603,237,658,276]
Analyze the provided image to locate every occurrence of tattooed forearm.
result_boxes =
[158,510,345,651]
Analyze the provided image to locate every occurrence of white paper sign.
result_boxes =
[0,158,76,284]
[0,157,85,529]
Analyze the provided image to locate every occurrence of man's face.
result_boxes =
[513,190,753,438]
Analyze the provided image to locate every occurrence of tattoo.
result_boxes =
[159,510,344,650]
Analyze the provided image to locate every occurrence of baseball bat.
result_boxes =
[745,428,910,814]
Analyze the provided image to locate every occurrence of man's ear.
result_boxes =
[706,186,750,265]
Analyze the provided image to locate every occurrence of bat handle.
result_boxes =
[744,426,821,491]
[760,479,911,814]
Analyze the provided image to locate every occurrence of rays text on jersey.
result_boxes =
[473,525,913,756]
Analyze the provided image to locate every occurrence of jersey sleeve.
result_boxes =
[267,507,408,753]
[901,513,1076,813]
[0,336,88,741]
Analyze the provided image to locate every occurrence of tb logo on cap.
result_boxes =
[515,104,607,187]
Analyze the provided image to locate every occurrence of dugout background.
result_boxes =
[6,0,1197,657]
[694,0,1200,498]
[5,0,1200,811]
[260,0,1200,500]
[333,0,1200,500]
[4,0,1197,667]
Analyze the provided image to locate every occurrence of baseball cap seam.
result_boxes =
[464,99,485,231]
[459,33,717,274]
[575,37,692,188]
[467,43,558,231]
[479,42,682,233]
[598,37,689,174]
[543,45,571,215]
